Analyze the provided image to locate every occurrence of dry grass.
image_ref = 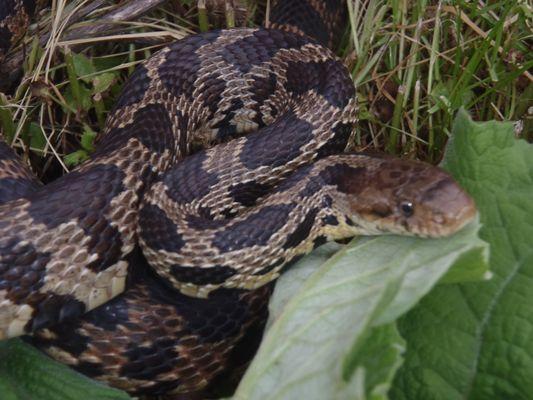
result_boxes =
[0,0,531,182]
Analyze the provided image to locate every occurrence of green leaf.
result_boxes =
[64,84,93,112]
[0,93,16,142]
[234,214,487,400]
[64,149,89,167]
[28,123,47,151]
[92,54,127,72]
[0,339,130,400]
[72,53,96,83]
[266,242,342,326]
[92,73,117,95]
[390,109,533,400]
[343,323,405,400]
[438,245,491,284]
[80,126,97,152]
[64,127,96,166]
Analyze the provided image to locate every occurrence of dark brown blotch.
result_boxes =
[370,201,393,218]
[112,64,151,109]
[164,151,220,204]
[327,164,367,194]
[283,207,320,249]
[316,121,354,158]
[99,103,176,156]
[229,180,272,208]
[223,29,309,74]
[240,110,314,170]
[29,293,86,332]
[212,98,244,141]
[0,240,49,307]
[212,204,292,252]
[0,26,13,58]
[120,339,180,381]
[269,0,330,46]
[158,30,221,100]
[139,203,185,253]
[170,264,236,286]
[251,258,284,276]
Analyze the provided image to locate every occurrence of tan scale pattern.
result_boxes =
[0,1,477,397]
[0,22,357,339]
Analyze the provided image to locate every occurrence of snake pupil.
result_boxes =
[400,201,414,217]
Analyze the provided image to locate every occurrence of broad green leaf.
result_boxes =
[234,213,487,400]
[266,242,342,326]
[390,109,533,400]
[438,244,492,284]
[0,339,130,400]
[342,323,405,400]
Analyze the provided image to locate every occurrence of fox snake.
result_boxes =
[0,0,477,397]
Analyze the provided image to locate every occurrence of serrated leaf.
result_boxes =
[0,339,130,400]
[390,109,533,400]
[234,211,487,400]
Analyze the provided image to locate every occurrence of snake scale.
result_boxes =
[0,0,477,397]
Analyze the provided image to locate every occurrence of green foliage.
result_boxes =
[0,339,130,400]
[233,216,487,399]
[344,323,405,400]
[60,51,120,166]
[1,0,529,175]
[3,107,526,400]
[27,123,47,152]
[0,93,15,142]
[390,110,533,400]
[0,1,530,398]
[64,125,97,167]
[348,0,532,159]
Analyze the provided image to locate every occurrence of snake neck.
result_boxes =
[138,147,478,300]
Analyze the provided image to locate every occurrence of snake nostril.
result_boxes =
[433,214,445,224]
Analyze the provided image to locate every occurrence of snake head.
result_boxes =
[336,155,477,238]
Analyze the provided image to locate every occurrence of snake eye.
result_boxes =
[400,201,414,217]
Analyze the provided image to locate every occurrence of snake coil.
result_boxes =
[0,0,476,397]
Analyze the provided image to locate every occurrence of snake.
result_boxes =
[0,0,477,397]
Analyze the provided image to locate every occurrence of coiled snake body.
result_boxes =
[0,0,477,397]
